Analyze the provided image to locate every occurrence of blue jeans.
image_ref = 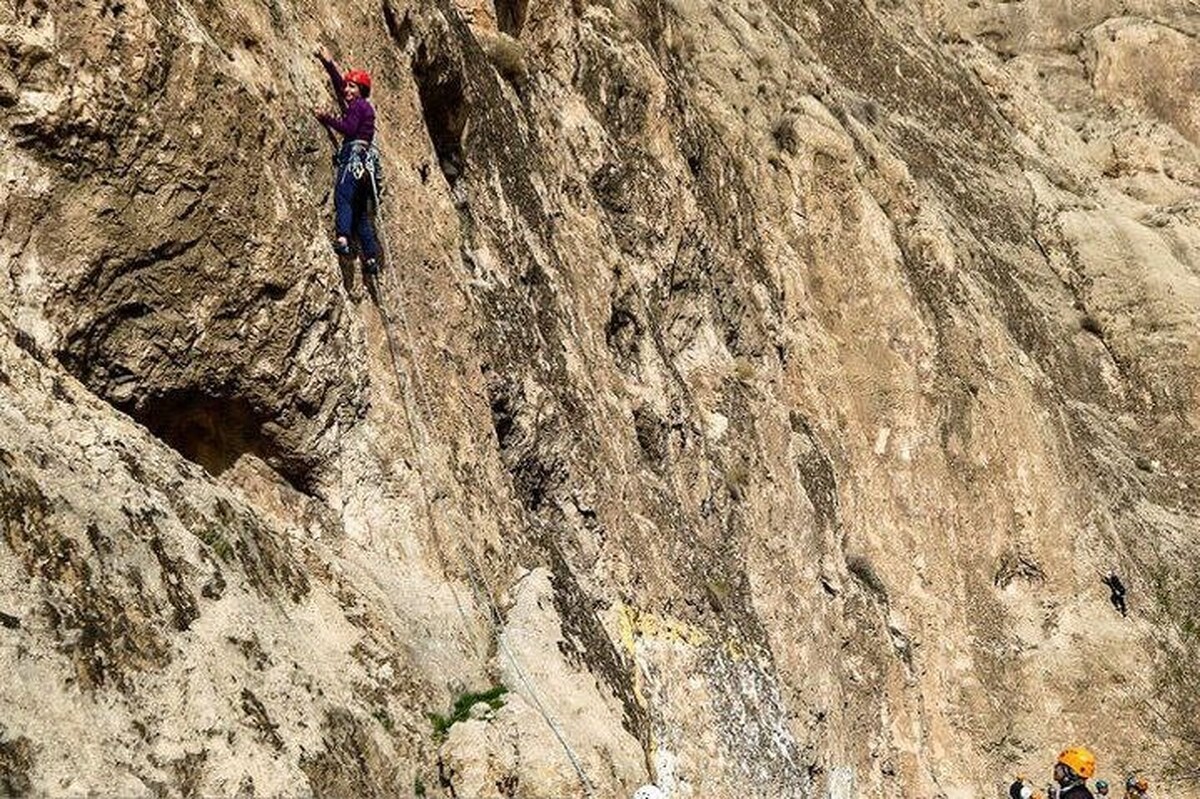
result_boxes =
[335,143,380,259]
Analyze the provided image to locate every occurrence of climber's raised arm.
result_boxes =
[313,45,346,109]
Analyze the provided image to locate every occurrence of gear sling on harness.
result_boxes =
[339,139,383,189]
[333,138,384,261]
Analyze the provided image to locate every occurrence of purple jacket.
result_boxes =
[318,59,375,143]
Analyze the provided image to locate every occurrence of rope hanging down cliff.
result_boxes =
[316,46,595,793]
[368,202,595,797]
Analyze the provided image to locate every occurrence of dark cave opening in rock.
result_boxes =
[134,391,273,478]
[494,0,528,36]
[412,46,468,187]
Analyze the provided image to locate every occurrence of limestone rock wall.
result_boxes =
[1,0,1198,797]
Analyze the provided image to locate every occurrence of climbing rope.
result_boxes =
[458,553,596,795]
[360,145,595,796]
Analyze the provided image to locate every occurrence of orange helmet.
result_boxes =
[343,69,372,95]
[1057,747,1097,779]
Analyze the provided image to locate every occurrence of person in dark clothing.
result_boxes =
[313,45,381,275]
[1102,572,1128,617]
[1052,747,1097,799]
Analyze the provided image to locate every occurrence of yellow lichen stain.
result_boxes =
[614,603,749,662]
[617,603,712,652]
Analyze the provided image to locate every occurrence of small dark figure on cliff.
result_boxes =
[312,45,382,275]
[1101,572,1128,617]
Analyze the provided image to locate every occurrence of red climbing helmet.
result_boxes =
[343,69,372,93]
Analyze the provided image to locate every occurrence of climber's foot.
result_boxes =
[333,237,352,256]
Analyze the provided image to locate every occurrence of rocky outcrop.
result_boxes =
[2,0,1199,796]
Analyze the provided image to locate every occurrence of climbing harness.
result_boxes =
[362,133,595,797]
[337,139,384,190]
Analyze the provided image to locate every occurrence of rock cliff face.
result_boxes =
[2,0,1199,796]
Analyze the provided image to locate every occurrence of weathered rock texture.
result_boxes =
[2,0,1199,796]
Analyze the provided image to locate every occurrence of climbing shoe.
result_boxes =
[333,238,352,256]
[363,258,380,276]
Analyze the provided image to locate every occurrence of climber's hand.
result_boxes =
[314,45,333,63]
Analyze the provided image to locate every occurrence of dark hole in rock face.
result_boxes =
[490,393,516,448]
[494,0,528,36]
[412,45,468,187]
[135,391,272,478]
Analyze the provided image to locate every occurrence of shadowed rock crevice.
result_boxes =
[412,42,469,187]
[382,0,414,50]
[789,412,839,535]
[605,298,643,375]
[494,0,528,37]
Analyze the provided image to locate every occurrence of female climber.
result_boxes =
[313,45,382,275]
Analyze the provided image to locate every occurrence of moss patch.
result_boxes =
[428,685,507,741]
